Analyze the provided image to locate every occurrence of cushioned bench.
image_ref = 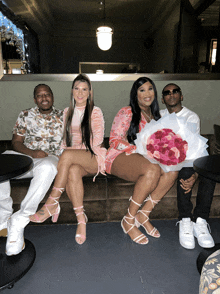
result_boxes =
[1,135,220,225]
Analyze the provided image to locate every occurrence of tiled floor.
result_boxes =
[1,218,220,294]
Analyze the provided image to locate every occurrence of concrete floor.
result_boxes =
[1,218,220,294]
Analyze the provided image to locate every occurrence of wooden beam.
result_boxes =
[2,0,54,33]
[194,0,216,16]
[20,0,54,31]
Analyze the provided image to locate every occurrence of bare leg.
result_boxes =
[111,153,161,244]
[66,163,97,244]
[30,149,98,222]
[136,170,178,237]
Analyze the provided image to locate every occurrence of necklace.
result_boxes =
[142,109,152,121]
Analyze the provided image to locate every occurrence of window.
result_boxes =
[79,62,140,74]
[209,39,217,71]
[0,11,27,75]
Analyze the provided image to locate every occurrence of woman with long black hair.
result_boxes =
[105,77,178,245]
[30,74,106,245]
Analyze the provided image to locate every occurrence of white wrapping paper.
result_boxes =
[134,113,208,172]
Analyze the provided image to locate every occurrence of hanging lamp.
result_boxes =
[96,1,113,51]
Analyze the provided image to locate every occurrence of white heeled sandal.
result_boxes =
[121,197,148,245]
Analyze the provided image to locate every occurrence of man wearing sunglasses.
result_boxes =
[160,83,216,250]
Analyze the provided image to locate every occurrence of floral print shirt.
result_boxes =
[13,106,63,156]
[105,106,147,173]
[199,249,220,294]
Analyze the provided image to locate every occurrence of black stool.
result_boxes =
[0,237,36,291]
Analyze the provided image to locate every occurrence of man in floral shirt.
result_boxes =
[0,84,63,256]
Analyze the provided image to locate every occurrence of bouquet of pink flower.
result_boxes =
[146,128,188,166]
[135,113,208,172]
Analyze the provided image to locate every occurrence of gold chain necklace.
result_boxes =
[142,109,152,121]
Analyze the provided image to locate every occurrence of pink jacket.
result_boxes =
[105,106,147,173]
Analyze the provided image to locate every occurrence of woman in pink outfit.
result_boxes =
[30,74,106,245]
[105,77,178,245]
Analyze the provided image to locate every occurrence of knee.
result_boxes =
[178,167,194,180]
[163,170,177,179]
[68,164,82,182]
[57,151,72,170]
[142,164,160,181]
[168,171,178,180]
[0,181,11,199]
[59,150,71,163]
[36,157,58,178]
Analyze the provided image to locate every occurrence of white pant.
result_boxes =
[0,151,59,228]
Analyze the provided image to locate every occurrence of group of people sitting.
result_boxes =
[0,74,216,256]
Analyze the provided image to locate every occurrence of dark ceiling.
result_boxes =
[1,0,219,38]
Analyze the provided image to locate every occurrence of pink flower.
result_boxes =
[168,150,175,158]
[171,147,180,159]
[146,128,188,166]
[184,143,188,152]
[147,150,154,158]
[147,144,155,153]
[147,138,154,145]
[166,135,173,141]
[155,131,163,139]
[153,151,160,159]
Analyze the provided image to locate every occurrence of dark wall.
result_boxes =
[177,5,202,73]
[38,33,150,74]
[141,2,180,73]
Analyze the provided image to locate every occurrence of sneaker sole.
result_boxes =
[194,231,215,248]
[195,238,215,248]
[180,240,195,250]
[198,243,215,248]
[0,228,7,237]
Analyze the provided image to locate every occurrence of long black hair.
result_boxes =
[127,77,161,144]
[63,74,95,155]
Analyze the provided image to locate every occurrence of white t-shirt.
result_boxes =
[160,107,201,167]
[160,106,200,135]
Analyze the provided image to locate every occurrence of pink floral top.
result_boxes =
[105,106,148,173]
[61,106,106,178]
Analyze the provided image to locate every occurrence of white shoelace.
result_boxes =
[176,220,193,234]
[196,222,211,235]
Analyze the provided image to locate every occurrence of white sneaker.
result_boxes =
[6,218,25,256]
[193,217,215,248]
[0,220,8,237]
[178,218,195,249]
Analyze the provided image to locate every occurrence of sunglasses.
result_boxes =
[163,88,181,96]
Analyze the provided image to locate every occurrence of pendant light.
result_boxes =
[96,1,113,51]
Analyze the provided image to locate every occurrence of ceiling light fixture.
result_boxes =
[96,0,113,51]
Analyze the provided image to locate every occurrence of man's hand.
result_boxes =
[180,173,198,194]
[12,134,48,158]
[31,150,48,158]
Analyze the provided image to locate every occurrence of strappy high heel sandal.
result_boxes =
[135,195,160,238]
[121,197,148,245]
[30,187,65,223]
[74,206,88,245]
